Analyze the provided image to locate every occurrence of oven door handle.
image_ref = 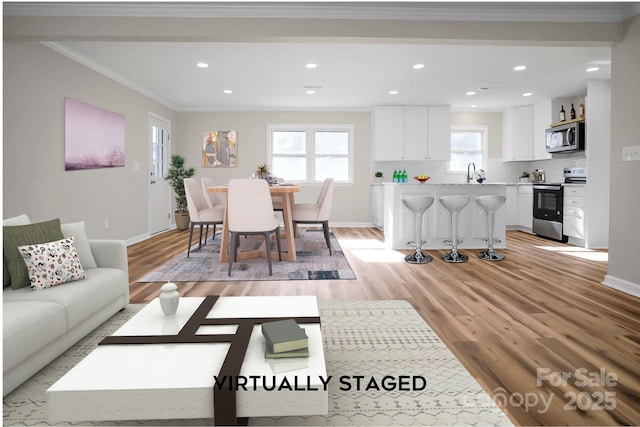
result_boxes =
[533,185,562,190]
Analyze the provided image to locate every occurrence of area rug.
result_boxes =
[3,300,511,426]
[138,229,356,282]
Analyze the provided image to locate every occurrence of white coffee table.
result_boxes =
[47,296,328,424]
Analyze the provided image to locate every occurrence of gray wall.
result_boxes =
[175,111,372,223]
[3,41,177,239]
[607,15,640,288]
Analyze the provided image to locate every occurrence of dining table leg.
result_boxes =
[281,193,297,262]
[219,201,230,263]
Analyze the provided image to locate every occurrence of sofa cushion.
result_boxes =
[3,218,65,290]
[3,300,67,372]
[19,237,86,291]
[3,268,128,329]
[61,222,97,269]
[3,214,31,288]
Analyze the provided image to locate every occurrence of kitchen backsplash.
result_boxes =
[372,155,587,184]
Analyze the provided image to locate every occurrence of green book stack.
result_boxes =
[262,319,309,359]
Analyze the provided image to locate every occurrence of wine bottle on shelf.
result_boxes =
[402,170,407,182]
[570,103,576,120]
[392,170,398,183]
[579,100,585,118]
[560,105,566,122]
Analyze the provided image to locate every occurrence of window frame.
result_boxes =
[446,125,488,174]
[267,123,355,184]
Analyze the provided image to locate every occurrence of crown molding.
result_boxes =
[41,41,178,110]
[5,2,639,23]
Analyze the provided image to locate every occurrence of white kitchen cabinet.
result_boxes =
[505,185,519,227]
[503,101,552,161]
[426,106,451,160]
[517,184,533,230]
[564,185,586,239]
[533,100,553,160]
[373,105,450,161]
[373,106,405,161]
[503,106,533,161]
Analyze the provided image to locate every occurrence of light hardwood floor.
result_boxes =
[128,228,640,426]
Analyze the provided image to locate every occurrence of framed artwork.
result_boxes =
[202,130,237,168]
[64,97,125,171]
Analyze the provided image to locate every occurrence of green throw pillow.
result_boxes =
[3,218,65,290]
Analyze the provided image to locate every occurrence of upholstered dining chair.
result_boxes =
[183,178,225,257]
[292,177,335,255]
[227,178,282,276]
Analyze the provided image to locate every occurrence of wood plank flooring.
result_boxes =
[127,228,640,426]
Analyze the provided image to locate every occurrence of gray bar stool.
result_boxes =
[476,195,507,261]
[439,195,470,263]
[402,196,435,264]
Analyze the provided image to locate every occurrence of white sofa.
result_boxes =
[3,215,130,396]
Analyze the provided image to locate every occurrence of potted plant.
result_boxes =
[255,163,270,179]
[165,154,195,230]
[519,171,530,183]
[374,171,383,183]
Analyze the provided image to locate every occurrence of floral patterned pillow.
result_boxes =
[18,237,86,291]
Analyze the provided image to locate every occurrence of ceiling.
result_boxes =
[10,2,636,111]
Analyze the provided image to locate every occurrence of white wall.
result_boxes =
[175,111,372,224]
[606,15,640,293]
[3,41,177,239]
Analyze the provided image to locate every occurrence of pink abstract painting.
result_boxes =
[64,97,125,170]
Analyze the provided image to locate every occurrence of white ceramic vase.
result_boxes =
[159,282,179,318]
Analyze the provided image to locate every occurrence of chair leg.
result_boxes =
[228,231,237,276]
[293,221,298,237]
[187,223,195,258]
[264,232,273,276]
[212,224,217,240]
[275,227,282,261]
[203,225,209,246]
[198,225,204,250]
[322,221,332,256]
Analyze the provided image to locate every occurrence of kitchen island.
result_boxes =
[383,182,507,250]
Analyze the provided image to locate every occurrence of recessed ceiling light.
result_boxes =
[413,64,425,69]
[305,63,318,69]
[523,92,533,97]
[389,90,398,95]
[223,89,233,94]
[586,67,600,72]
[513,65,527,71]
[197,62,209,68]
[470,105,477,108]
[306,90,316,95]
[466,91,476,96]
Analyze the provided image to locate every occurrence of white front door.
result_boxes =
[149,115,172,235]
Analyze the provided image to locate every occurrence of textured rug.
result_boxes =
[139,228,356,282]
[3,300,512,426]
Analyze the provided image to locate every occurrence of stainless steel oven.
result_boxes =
[532,184,567,242]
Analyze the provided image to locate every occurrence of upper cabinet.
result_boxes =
[503,100,552,161]
[373,105,451,161]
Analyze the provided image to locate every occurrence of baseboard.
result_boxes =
[126,232,151,246]
[602,274,640,299]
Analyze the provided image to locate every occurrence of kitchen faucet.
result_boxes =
[467,162,476,183]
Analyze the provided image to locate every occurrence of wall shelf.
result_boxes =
[549,117,585,128]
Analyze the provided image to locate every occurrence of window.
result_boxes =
[448,125,487,173]
[268,124,354,183]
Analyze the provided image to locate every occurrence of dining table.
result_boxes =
[206,183,300,263]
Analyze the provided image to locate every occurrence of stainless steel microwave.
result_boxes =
[545,122,585,153]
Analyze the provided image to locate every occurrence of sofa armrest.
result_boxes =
[88,239,129,276]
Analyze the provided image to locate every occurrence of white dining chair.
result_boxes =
[227,178,282,276]
[292,178,335,255]
[184,178,225,257]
